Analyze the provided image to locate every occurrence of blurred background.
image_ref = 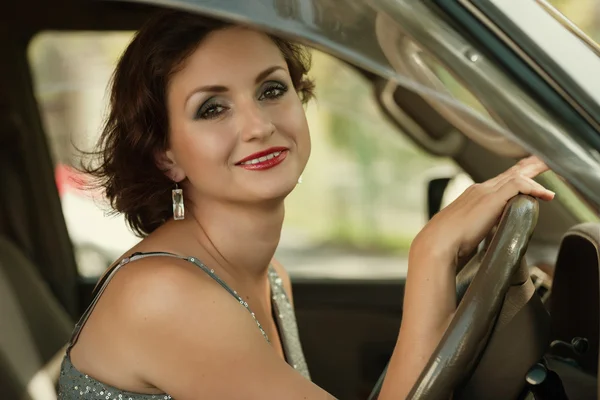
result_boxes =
[27,0,600,280]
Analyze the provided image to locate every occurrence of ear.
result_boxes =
[155,149,186,182]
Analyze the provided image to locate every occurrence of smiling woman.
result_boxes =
[53,9,555,400]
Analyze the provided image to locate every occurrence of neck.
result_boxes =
[185,197,285,282]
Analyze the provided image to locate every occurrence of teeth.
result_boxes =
[241,151,282,165]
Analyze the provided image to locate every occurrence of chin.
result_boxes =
[245,175,299,203]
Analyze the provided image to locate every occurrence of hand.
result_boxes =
[413,156,555,268]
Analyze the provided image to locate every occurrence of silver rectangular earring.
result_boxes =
[172,183,185,221]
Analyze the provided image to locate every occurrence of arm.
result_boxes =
[378,238,457,399]
[379,156,554,398]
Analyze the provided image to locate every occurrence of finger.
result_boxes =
[516,159,550,179]
[483,156,539,187]
[496,175,555,201]
[515,155,540,167]
[514,155,549,170]
[482,172,509,188]
[490,158,550,190]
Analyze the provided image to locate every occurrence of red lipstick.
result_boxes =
[236,147,288,171]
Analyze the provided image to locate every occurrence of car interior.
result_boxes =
[1,0,599,399]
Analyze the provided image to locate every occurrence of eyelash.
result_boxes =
[195,100,224,120]
[195,81,289,120]
[259,81,289,101]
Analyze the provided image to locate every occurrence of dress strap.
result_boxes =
[268,267,310,379]
[67,252,270,350]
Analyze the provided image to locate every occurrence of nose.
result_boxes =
[238,101,275,142]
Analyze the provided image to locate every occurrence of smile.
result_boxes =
[236,147,289,171]
[240,151,282,165]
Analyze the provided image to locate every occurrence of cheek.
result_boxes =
[171,121,237,178]
[274,98,311,149]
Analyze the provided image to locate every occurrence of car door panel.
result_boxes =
[292,279,405,400]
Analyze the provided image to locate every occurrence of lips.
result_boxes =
[235,146,289,171]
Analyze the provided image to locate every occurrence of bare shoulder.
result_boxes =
[108,255,223,318]
[71,255,229,392]
[271,257,294,305]
[99,256,233,352]
[103,256,331,399]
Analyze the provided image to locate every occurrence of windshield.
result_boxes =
[112,0,600,208]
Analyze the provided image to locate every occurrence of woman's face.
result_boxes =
[164,27,311,206]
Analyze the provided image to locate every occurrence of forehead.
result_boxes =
[173,26,288,85]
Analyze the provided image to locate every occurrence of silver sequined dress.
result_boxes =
[58,252,310,399]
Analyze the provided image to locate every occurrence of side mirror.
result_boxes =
[427,177,452,220]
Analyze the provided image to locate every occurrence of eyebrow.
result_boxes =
[254,65,285,84]
[186,65,286,104]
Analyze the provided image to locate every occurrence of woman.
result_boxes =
[58,10,555,400]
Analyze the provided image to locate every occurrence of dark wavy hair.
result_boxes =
[84,10,315,237]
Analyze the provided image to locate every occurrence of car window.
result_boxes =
[28,31,453,280]
[28,32,139,279]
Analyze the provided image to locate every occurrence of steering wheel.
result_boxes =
[369,194,539,399]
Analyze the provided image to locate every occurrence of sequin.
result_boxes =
[57,253,309,398]
[268,266,310,379]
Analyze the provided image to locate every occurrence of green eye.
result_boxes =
[259,82,288,101]
[195,99,226,120]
